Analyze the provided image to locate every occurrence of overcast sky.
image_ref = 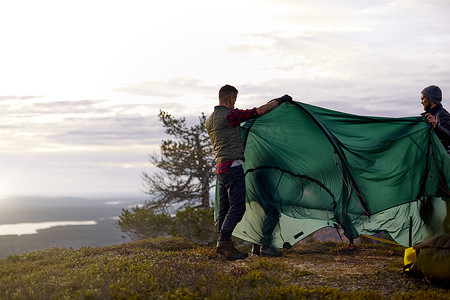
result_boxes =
[0,0,449,198]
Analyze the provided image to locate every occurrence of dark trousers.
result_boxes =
[216,166,246,241]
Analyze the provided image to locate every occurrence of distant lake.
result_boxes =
[0,220,98,236]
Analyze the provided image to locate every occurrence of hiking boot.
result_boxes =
[261,245,283,257]
[216,240,249,261]
[251,244,261,256]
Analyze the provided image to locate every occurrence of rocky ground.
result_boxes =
[231,241,449,298]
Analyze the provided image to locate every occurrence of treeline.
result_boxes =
[117,206,216,245]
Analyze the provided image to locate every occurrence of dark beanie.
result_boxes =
[421,85,442,104]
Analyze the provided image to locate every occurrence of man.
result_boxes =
[205,84,292,260]
[421,85,450,152]
[420,85,450,232]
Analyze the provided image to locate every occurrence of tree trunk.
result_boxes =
[201,174,210,208]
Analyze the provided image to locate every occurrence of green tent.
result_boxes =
[215,101,450,248]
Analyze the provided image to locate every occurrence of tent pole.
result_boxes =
[409,216,413,247]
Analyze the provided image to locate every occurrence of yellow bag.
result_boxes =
[403,233,450,281]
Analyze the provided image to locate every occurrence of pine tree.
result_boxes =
[142,110,215,209]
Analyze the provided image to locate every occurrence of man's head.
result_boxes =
[219,85,238,109]
[421,85,442,111]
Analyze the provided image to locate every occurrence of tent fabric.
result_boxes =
[215,101,450,248]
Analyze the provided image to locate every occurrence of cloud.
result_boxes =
[0,98,106,115]
[115,78,216,98]
[0,95,45,101]
[0,98,170,154]
[46,115,165,146]
[235,76,426,118]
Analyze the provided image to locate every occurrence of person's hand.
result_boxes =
[425,113,437,129]
[277,94,292,104]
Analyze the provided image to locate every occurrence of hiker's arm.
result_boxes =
[256,95,292,116]
[256,100,278,116]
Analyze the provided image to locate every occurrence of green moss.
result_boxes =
[393,290,450,300]
[291,268,314,278]
[251,257,286,271]
[264,285,385,300]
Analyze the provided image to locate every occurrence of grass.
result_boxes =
[0,237,448,299]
